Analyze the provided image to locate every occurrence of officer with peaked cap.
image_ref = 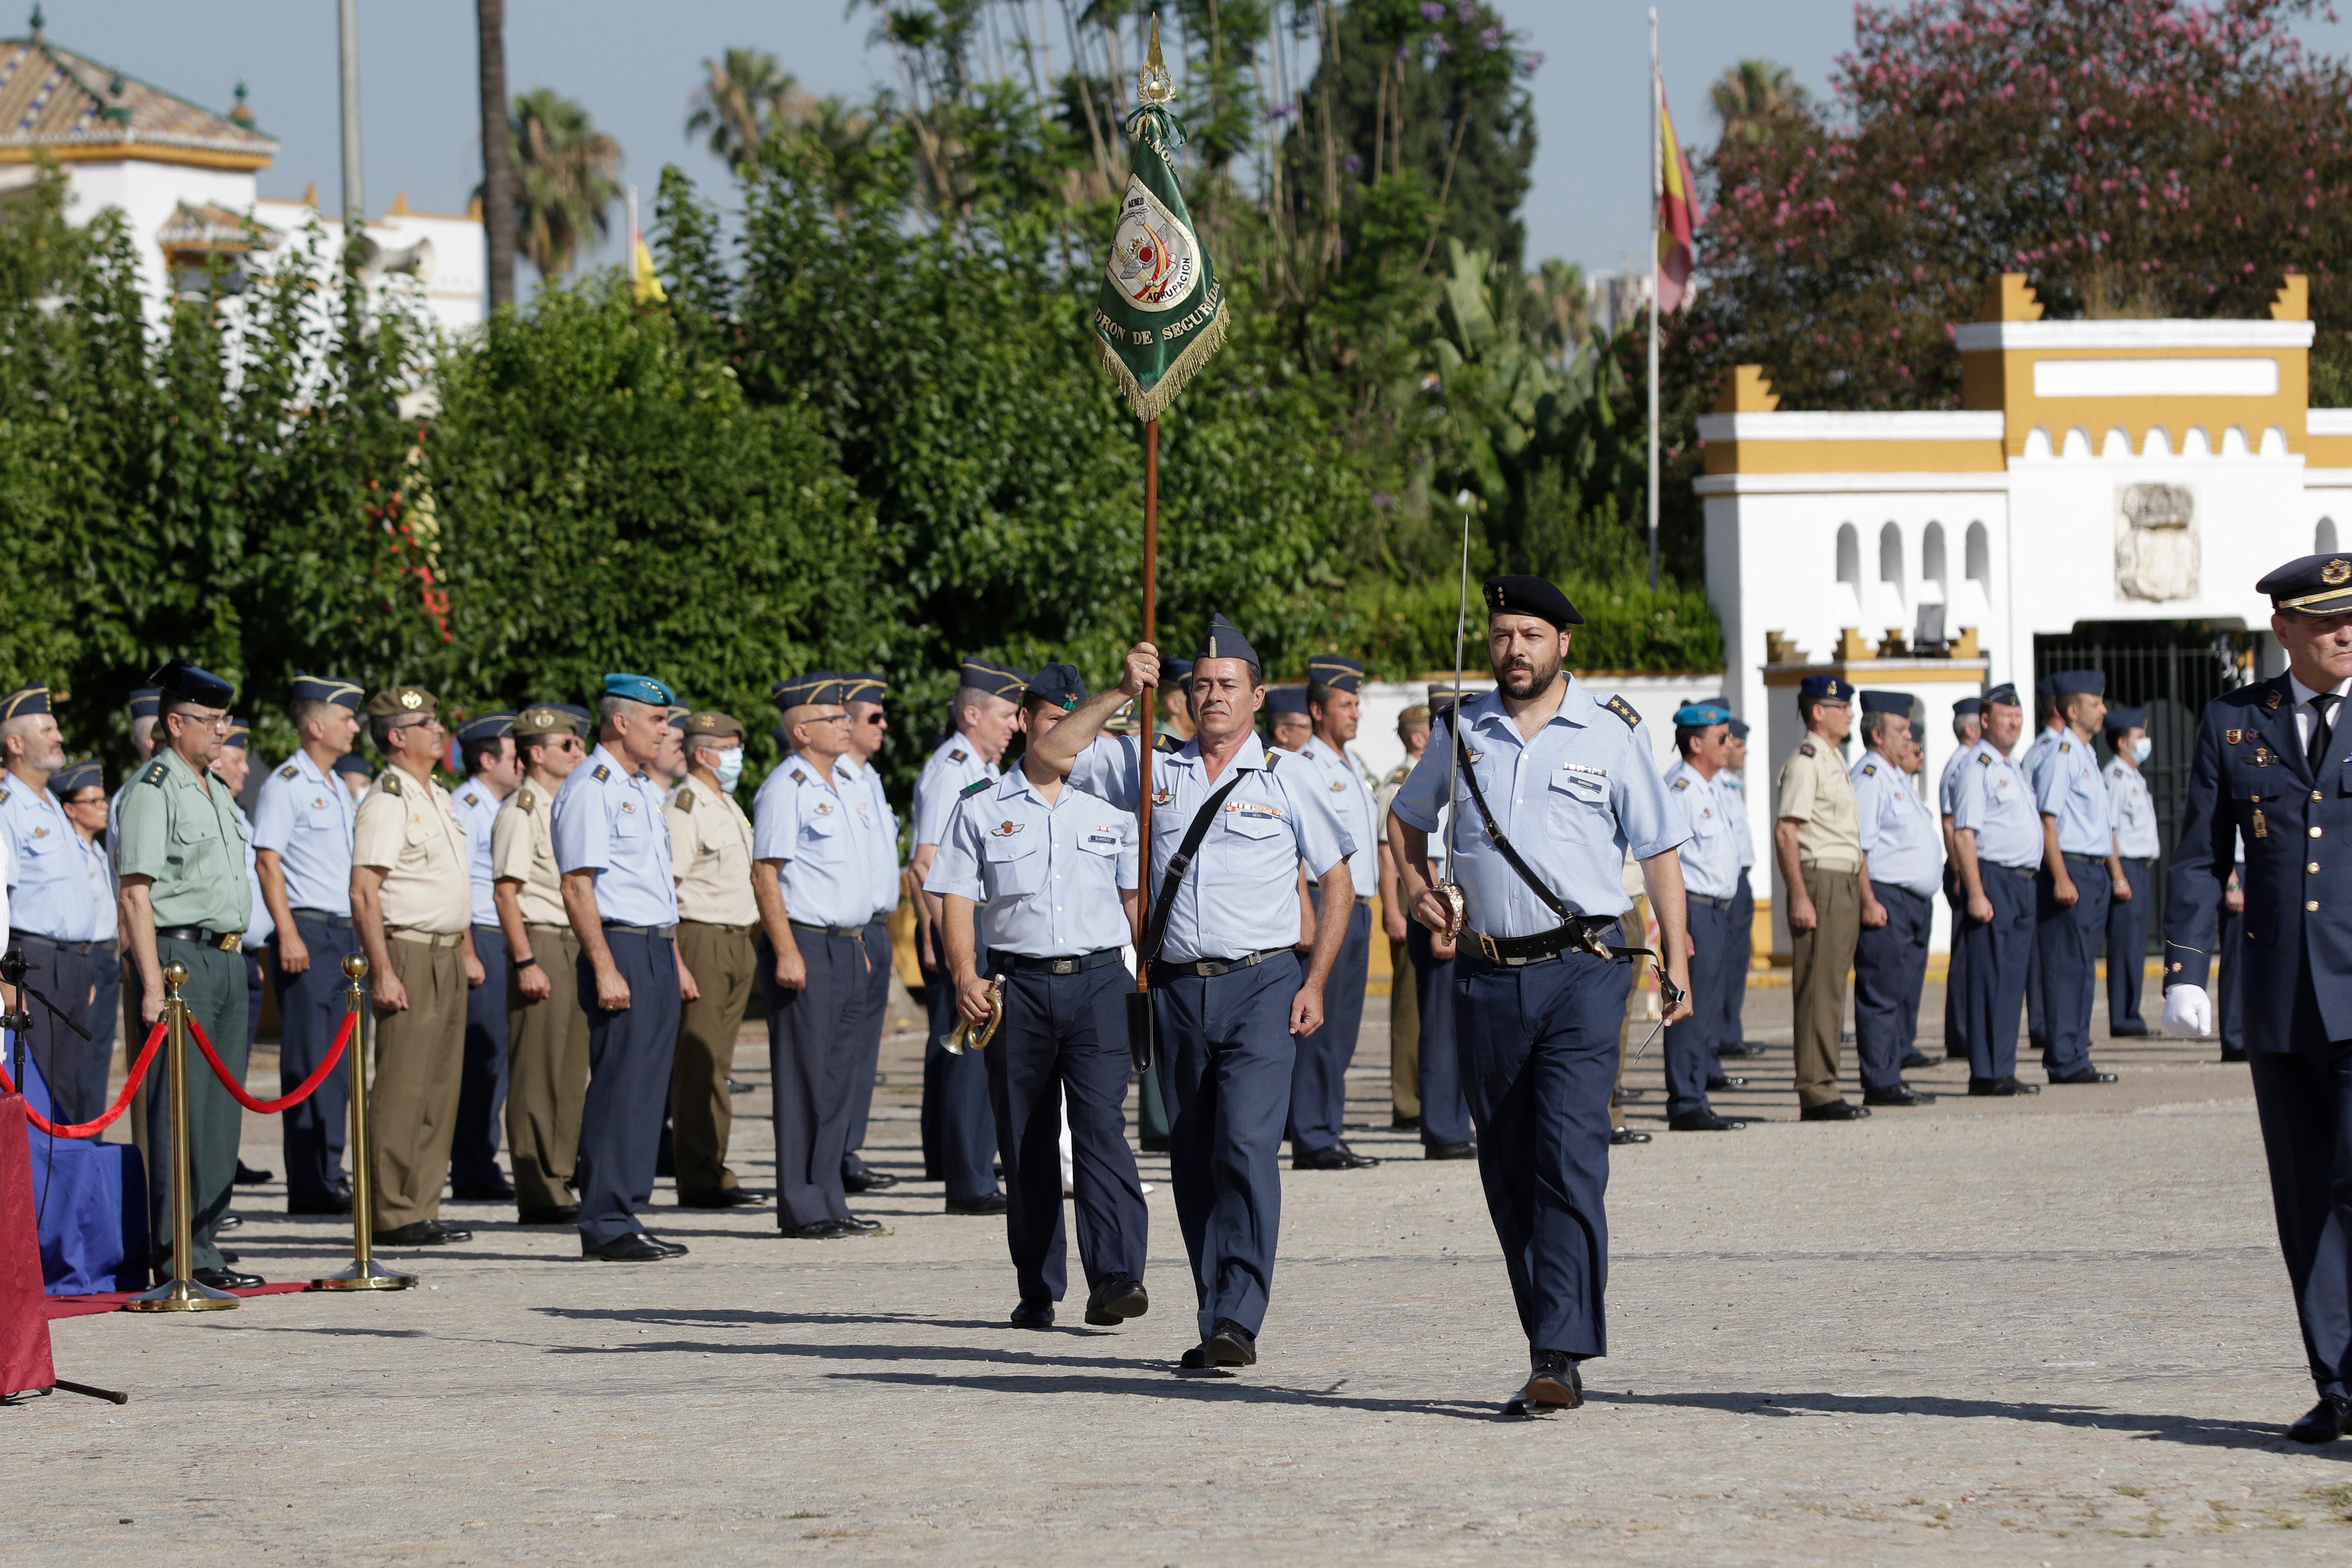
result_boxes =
[115,659,258,1288]
[910,658,1025,1213]
[1389,575,1691,1415]
[1849,692,1940,1105]
[1286,654,1383,1170]
[1951,682,2043,1096]
[1660,700,1745,1132]
[835,673,902,1194]
[448,711,522,1202]
[2102,703,2158,1035]
[2033,669,2125,1085]
[2162,552,2352,1442]
[927,659,1153,1328]
[754,673,888,1239]
[1774,673,1872,1121]
[1938,696,1985,1062]
[2,684,115,1121]
[552,673,693,1261]
[251,672,366,1215]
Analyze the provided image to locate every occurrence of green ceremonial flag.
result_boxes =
[1093,62,1227,422]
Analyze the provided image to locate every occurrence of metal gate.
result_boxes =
[2032,622,2259,950]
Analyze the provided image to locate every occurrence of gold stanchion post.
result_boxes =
[313,954,415,1291]
[124,962,238,1312]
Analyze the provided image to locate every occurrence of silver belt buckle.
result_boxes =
[1201,959,1230,977]
[1049,958,1076,975]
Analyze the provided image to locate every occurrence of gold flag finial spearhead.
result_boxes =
[1138,12,1175,104]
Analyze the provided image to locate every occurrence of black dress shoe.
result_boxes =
[946,1192,1010,1216]
[1668,1110,1746,1131]
[1292,1143,1379,1171]
[1718,1042,1768,1060]
[1391,1113,1422,1131]
[518,1204,580,1225]
[2048,1067,2118,1085]
[234,1160,274,1186]
[583,1232,677,1261]
[727,1077,750,1094]
[1085,1272,1151,1326]
[1705,1075,1749,1091]
[192,1266,263,1290]
[1967,1075,2040,1096]
[375,1220,463,1247]
[1609,1127,1653,1145]
[843,1167,899,1193]
[1799,1100,1871,1122]
[643,1234,689,1258]
[288,1194,353,1217]
[1138,1135,1171,1153]
[1010,1301,1056,1329]
[1203,1318,1256,1367]
[2108,1022,2150,1038]
[1863,1084,1938,1106]
[679,1186,770,1209]
[2289,1393,2352,1444]
[1505,1349,1584,1416]
[427,1219,474,1242]
[779,1219,861,1239]
[2220,1046,2250,1062]
[1899,1050,1934,1071]
[1425,1141,1477,1160]
[217,1213,244,1231]
[842,1216,890,1235]
[1614,1087,1650,1102]
[452,1177,517,1202]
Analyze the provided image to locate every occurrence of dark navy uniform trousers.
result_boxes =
[1455,946,1633,1357]
[574,931,680,1248]
[920,948,999,1202]
[2036,854,2110,1078]
[1853,884,1931,1093]
[2106,857,2153,1032]
[12,937,104,1125]
[1665,898,1738,1121]
[271,914,360,1207]
[842,916,892,1180]
[452,924,510,1191]
[986,956,1148,1307]
[1942,867,1972,1061]
[1153,958,1296,1340]
[765,929,869,1230]
[2221,907,2246,1054]
[1962,865,2036,1082]
[1407,923,1468,1148]
[1286,895,1370,1154]
[2248,968,2352,1400]
[1719,868,1754,1053]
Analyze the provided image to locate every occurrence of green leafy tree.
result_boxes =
[686,47,812,171]
[507,87,623,276]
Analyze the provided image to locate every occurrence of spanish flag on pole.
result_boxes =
[1656,75,1701,312]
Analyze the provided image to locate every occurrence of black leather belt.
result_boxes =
[2062,851,2106,866]
[1687,892,1734,910]
[1465,914,1627,968]
[600,921,677,939]
[14,932,99,954]
[156,925,244,951]
[1998,864,2036,879]
[1354,895,1374,909]
[992,948,1122,976]
[289,907,354,929]
[1150,946,1293,981]
[789,920,864,939]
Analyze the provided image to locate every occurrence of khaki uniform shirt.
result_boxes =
[351,766,472,935]
[1775,735,1862,873]
[491,780,568,927]
[115,747,252,933]
[665,773,757,927]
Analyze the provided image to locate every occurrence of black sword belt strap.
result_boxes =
[1454,726,1651,964]
[1137,769,1253,969]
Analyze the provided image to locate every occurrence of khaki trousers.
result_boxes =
[672,921,757,1197]
[369,938,467,1231]
[1387,934,1421,1120]
[506,925,589,1211]
[1791,865,1861,1109]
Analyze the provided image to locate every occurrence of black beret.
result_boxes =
[1482,574,1583,628]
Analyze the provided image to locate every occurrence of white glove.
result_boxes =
[2160,984,2214,1039]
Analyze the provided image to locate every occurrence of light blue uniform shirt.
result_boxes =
[912,732,998,851]
[2033,732,2114,858]
[1937,742,1973,819]
[1296,736,1379,898]
[1662,759,1739,901]
[551,743,679,926]
[251,749,358,916]
[1718,768,1756,870]
[835,755,901,920]
[1850,750,1941,899]
[450,775,506,928]
[2,775,108,942]
[234,798,274,953]
[2106,757,2159,859]
[2021,724,2066,789]
[1145,733,1352,964]
[1392,681,1687,937]
[752,750,878,931]
[1952,739,2043,870]
[926,770,1137,958]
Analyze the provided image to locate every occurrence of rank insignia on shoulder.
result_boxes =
[790,768,808,784]
[1602,694,1640,728]
[517,788,534,812]
[592,765,611,783]
[377,770,403,797]
[464,792,479,807]
[950,748,968,763]
[140,761,169,786]
[0,788,9,806]
[2267,688,2284,710]
[960,777,992,798]
[279,765,298,780]
[2058,741,2071,754]
[1799,743,1816,758]
[1863,763,1877,776]
[1976,752,1993,767]
[1155,735,1182,754]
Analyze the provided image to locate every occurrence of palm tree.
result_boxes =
[508,88,622,277]
[1709,59,1809,146]
[685,47,812,171]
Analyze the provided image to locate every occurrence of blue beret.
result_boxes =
[1672,702,1731,727]
[1859,690,1913,716]
[603,672,674,708]
[773,672,847,710]
[220,716,250,750]
[1798,674,1855,702]
[2258,552,2352,615]
[2104,704,2148,731]
[1265,687,1311,717]
[958,659,1029,702]
[1952,696,1983,717]
[1482,574,1583,628]
[149,658,234,710]
[456,711,516,746]
[290,673,364,710]
[127,688,161,720]
[1025,662,1087,710]
[1983,683,2021,707]
[47,758,102,797]
[2051,668,2104,697]
[1196,614,1261,668]
[0,685,49,720]
[1307,654,1364,693]
[839,673,888,704]
[1159,657,1193,688]
[331,752,373,779]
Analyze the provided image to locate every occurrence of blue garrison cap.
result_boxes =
[2258,552,2352,616]
[2051,668,2104,697]
[1798,674,1856,703]
[47,758,101,798]
[1953,696,1983,717]
[2104,704,2148,732]
[1024,662,1086,711]
[551,703,593,732]
[1159,657,1194,689]
[1307,654,1365,694]
[1728,717,1750,739]
[220,716,250,750]
[839,673,888,705]
[958,659,1029,702]
[289,672,364,710]
[331,752,373,780]
[1196,614,1261,667]
[773,672,847,710]
[149,658,234,710]
[1673,701,1731,726]
[127,688,161,721]
[2034,674,2057,699]
[602,672,674,708]
[1266,687,1311,717]
[455,711,515,746]
[1983,682,2022,707]
[1,685,49,721]
[1859,690,1913,716]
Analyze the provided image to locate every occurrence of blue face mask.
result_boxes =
[716,747,746,794]
[2132,737,2152,765]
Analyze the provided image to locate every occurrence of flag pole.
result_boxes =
[1138,415,1157,997]
[1647,8,1662,594]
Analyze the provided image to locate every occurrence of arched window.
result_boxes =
[1922,522,1948,589]
[1879,522,1904,588]
[1965,521,1991,586]
[2321,517,2340,554]
[1836,524,1861,589]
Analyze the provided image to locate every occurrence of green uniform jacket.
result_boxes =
[115,747,253,933]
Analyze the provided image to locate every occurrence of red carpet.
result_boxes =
[45,1282,314,1320]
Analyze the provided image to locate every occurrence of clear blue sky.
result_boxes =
[34,1,2352,281]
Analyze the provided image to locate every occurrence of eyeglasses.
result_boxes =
[175,710,229,730]
[802,713,853,726]
[859,713,887,726]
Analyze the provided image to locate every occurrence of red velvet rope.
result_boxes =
[187,1009,353,1115]
[0,1020,168,1139]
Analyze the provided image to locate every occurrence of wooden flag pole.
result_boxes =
[1137,415,1159,995]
